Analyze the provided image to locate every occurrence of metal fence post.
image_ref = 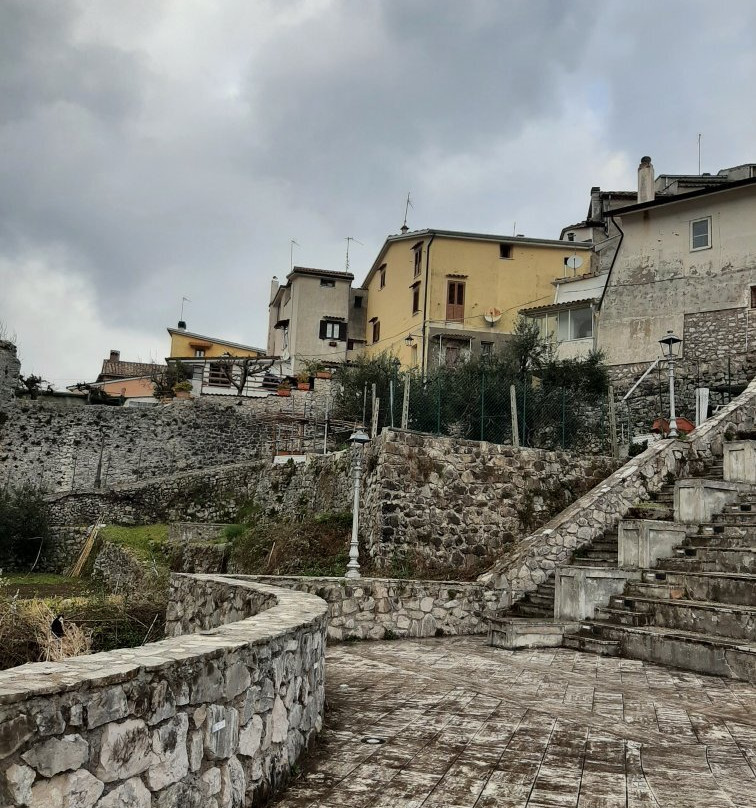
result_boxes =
[510,384,519,449]
[436,375,442,435]
[480,366,486,441]
[561,387,566,449]
[401,372,410,430]
[608,384,618,460]
[521,382,527,447]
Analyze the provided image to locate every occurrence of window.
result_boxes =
[208,363,231,387]
[320,279,335,287]
[319,320,346,341]
[556,307,593,341]
[499,243,513,259]
[690,217,711,251]
[566,233,575,242]
[194,349,205,358]
[372,320,381,344]
[379,265,386,288]
[413,245,423,277]
[347,339,355,350]
[750,286,756,308]
[353,296,363,308]
[481,341,493,358]
[446,281,465,322]
[411,283,420,314]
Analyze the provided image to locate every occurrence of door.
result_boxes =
[446,281,465,322]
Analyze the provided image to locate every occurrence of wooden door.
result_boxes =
[446,281,465,322]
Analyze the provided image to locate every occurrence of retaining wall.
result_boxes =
[0,575,328,807]
[481,375,756,603]
[244,575,503,641]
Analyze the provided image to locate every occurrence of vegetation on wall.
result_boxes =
[0,483,50,569]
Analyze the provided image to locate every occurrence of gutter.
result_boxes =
[421,234,435,379]
[598,214,624,311]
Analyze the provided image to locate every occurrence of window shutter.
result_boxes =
[338,322,347,341]
[319,320,327,339]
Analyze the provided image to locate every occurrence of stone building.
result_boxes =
[0,340,21,409]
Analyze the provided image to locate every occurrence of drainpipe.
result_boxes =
[421,233,435,379]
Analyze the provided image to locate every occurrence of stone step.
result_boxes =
[607,595,756,640]
[686,530,756,548]
[578,621,756,682]
[630,569,756,606]
[712,512,756,525]
[663,547,756,573]
[509,602,553,618]
[488,617,578,650]
[562,632,620,656]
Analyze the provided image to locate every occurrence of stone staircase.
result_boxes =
[562,449,756,682]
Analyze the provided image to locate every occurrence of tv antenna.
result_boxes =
[290,239,299,271]
[179,296,191,320]
[345,236,363,272]
[401,192,413,233]
[698,133,702,175]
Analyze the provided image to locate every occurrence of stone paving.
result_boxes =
[271,636,756,808]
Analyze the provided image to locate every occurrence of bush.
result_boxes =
[0,483,50,569]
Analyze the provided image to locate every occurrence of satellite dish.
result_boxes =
[565,255,583,270]
[483,308,502,325]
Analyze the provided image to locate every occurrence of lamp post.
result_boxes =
[659,330,682,438]
[345,427,370,578]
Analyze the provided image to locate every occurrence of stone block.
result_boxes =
[487,617,579,649]
[21,734,89,778]
[146,713,189,791]
[674,479,747,523]
[269,696,288,745]
[203,705,239,760]
[238,715,263,758]
[219,757,245,808]
[29,769,104,808]
[555,565,640,621]
[723,440,756,483]
[87,687,128,729]
[0,713,33,760]
[4,762,35,805]
[97,719,153,782]
[96,777,151,808]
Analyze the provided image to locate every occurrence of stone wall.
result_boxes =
[480,375,756,604]
[0,341,20,410]
[243,575,503,641]
[0,575,328,807]
[360,430,619,573]
[92,542,161,593]
[683,308,756,361]
[46,453,353,527]
[0,393,328,493]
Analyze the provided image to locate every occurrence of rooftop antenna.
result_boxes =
[512,221,516,237]
[290,239,299,271]
[180,296,190,320]
[698,133,702,175]
[401,192,413,233]
[344,236,363,272]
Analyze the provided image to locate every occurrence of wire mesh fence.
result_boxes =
[355,367,612,453]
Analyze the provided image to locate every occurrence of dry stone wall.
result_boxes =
[481,375,756,604]
[0,575,328,808]
[0,392,324,493]
[360,430,619,574]
[0,341,20,410]
[243,575,504,641]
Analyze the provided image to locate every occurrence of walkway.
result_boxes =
[272,636,756,808]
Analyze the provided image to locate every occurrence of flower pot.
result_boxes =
[297,382,310,391]
[315,371,332,379]
[277,388,291,397]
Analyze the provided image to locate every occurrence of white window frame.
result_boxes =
[690,216,712,252]
[324,321,340,340]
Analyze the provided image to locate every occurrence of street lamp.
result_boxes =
[659,330,682,438]
[345,427,370,578]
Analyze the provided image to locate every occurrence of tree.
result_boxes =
[150,361,189,399]
[503,317,551,380]
[213,356,275,396]
[17,374,49,400]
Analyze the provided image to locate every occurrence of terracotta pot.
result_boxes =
[297,382,310,391]
[277,388,291,397]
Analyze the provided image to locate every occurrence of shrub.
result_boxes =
[0,483,50,569]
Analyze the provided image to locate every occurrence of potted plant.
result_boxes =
[172,381,193,400]
[276,381,291,397]
[305,360,332,380]
[296,371,311,391]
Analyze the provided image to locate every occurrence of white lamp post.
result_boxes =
[345,428,370,578]
[659,330,682,438]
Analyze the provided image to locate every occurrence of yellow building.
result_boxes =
[361,229,592,371]
[167,325,264,360]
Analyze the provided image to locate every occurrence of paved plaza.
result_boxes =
[272,636,756,808]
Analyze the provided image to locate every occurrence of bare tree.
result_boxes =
[214,356,275,396]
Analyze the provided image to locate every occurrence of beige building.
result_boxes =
[598,172,756,365]
[268,267,365,374]
[361,229,591,372]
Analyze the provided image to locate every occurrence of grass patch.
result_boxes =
[99,524,169,563]
[230,512,353,577]
[1,573,93,599]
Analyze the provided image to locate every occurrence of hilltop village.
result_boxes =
[1,156,756,806]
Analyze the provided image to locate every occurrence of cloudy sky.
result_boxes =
[1,0,755,386]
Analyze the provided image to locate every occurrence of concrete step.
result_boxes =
[629,569,756,606]
[686,529,756,548]
[605,595,756,641]
[712,512,756,526]
[578,621,756,682]
[509,603,553,618]
[488,617,578,650]
[563,631,620,656]
[664,547,756,573]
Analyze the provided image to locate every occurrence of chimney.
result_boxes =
[637,156,655,204]
[109,350,120,362]
[270,276,279,304]
[589,187,602,221]
[177,320,186,330]
[400,224,409,234]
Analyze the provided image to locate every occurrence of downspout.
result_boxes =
[596,214,625,349]
[421,234,435,379]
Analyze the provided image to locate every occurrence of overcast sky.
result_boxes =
[1,0,755,386]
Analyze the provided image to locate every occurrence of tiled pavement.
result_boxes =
[271,636,756,808]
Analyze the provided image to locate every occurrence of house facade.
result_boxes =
[267,267,365,374]
[361,229,591,371]
[598,176,756,366]
[167,325,268,397]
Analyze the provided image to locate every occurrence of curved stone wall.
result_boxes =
[0,574,328,807]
